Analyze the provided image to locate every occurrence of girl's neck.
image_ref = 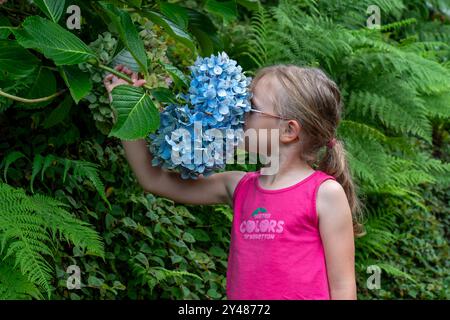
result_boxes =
[258,152,314,190]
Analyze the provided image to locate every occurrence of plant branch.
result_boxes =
[0,88,66,103]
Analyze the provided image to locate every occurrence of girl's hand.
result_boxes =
[103,64,147,123]
[103,64,147,101]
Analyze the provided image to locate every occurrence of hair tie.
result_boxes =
[327,138,337,149]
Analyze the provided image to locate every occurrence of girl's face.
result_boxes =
[242,75,285,156]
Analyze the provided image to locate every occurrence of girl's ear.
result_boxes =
[281,119,301,142]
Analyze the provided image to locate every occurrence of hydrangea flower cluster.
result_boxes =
[149,52,252,179]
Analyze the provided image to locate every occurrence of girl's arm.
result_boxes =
[121,138,244,206]
[317,180,357,300]
[105,65,246,206]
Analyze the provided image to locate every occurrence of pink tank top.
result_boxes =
[227,169,336,300]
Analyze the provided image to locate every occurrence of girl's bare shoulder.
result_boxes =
[220,171,250,206]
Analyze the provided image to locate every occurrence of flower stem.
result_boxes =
[94,62,154,90]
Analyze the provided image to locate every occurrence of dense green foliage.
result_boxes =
[0,0,448,299]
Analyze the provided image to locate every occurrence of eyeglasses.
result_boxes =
[248,108,289,120]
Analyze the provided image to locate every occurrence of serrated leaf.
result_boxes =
[13,16,95,65]
[122,217,138,228]
[143,10,195,54]
[186,9,221,56]
[159,61,189,89]
[111,49,140,73]
[60,65,92,103]
[159,2,189,31]
[99,2,148,73]
[33,0,66,23]
[204,0,238,24]
[0,40,39,79]
[19,67,56,108]
[109,85,160,140]
[182,232,195,243]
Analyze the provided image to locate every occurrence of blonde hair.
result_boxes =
[251,64,366,237]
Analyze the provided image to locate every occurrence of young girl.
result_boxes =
[104,64,364,300]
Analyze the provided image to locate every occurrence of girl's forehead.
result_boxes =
[251,74,279,104]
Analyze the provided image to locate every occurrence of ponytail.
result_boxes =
[317,139,366,237]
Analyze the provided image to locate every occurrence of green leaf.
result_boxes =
[143,10,195,54]
[150,87,177,104]
[0,15,12,39]
[99,2,148,73]
[237,0,260,11]
[122,217,138,229]
[40,154,56,181]
[60,65,92,103]
[159,2,189,31]
[109,85,160,140]
[111,48,140,73]
[87,275,104,287]
[1,151,26,183]
[43,95,73,129]
[127,0,142,8]
[209,246,226,257]
[19,67,56,108]
[190,229,210,242]
[62,158,70,183]
[207,288,222,299]
[204,0,238,24]
[182,232,195,243]
[186,9,221,56]
[31,154,44,193]
[0,40,39,79]
[158,61,189,90]
[13,16,95,65]
[34,0,66,23]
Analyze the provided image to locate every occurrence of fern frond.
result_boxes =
[338,120,388,187]
[421,92,450,119]
[0,182,104,299]
[347,90,432,141]
[70,159,110,208]
[5,153,111,209]
[0,258,43,300]
[0,151,27,183]
[240,6,271,68]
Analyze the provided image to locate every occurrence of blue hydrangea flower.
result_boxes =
[149,52,252,179]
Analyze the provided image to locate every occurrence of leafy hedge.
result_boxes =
[0,0,448,299]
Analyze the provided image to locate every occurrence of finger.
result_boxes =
[115,64,124,71]
[112,76,119,83]
[122,67,132,75]
[103,79,111,89]
[134,79,147,87]
[104,74,114,82]
[131,72,138,82]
